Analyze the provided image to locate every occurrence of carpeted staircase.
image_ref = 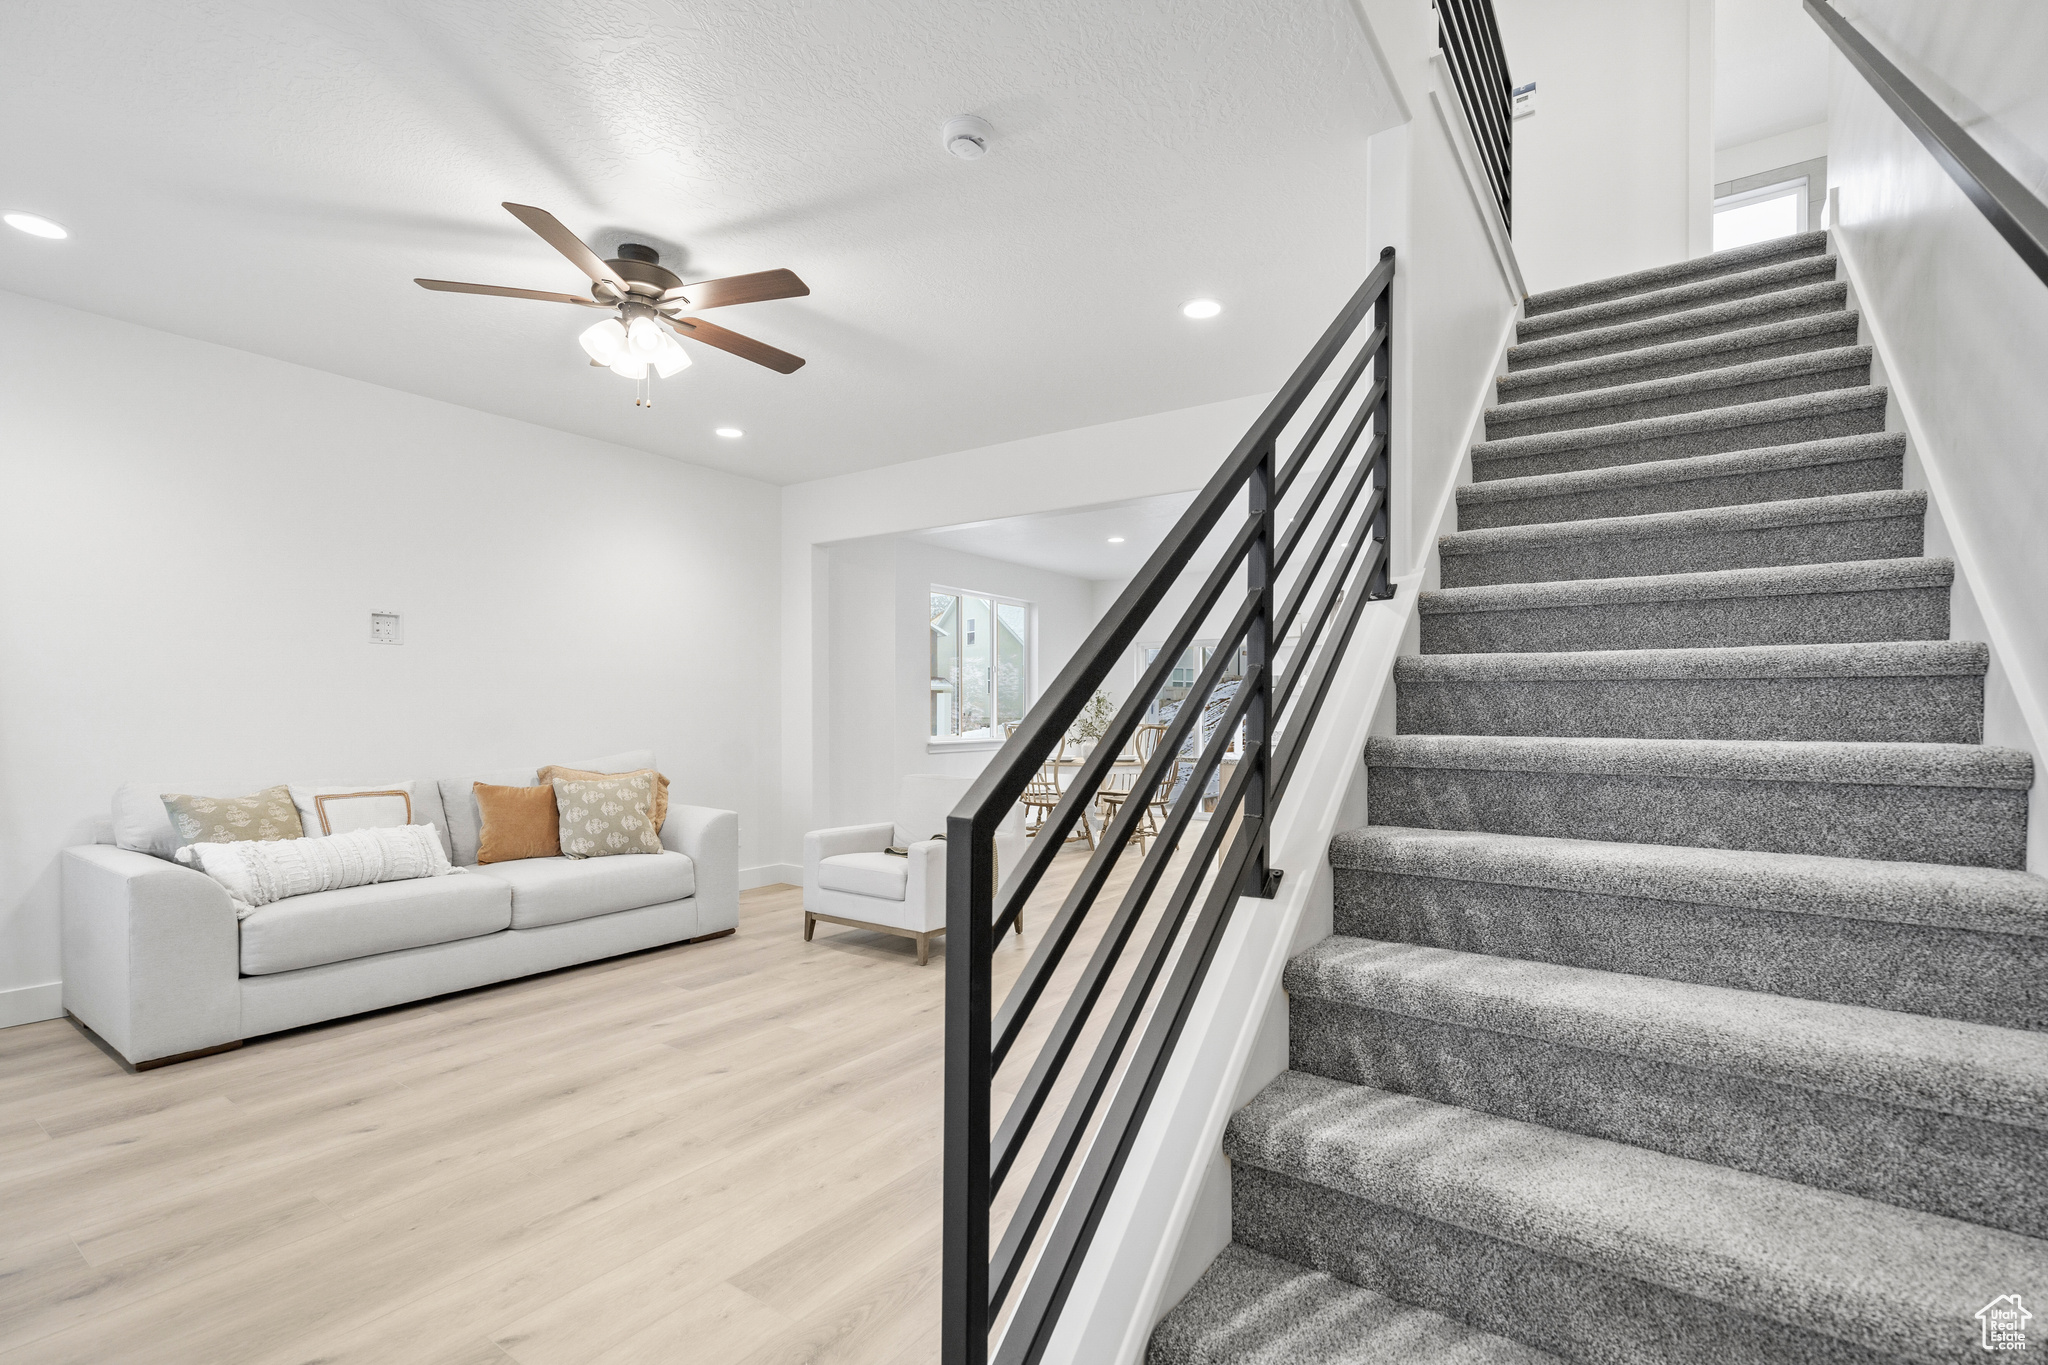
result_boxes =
[1149,231,2048,1364]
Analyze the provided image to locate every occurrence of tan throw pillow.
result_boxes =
[537,764,669,834]
[552,774,662,859]
[160,786,304,848]
[474,782,562,864]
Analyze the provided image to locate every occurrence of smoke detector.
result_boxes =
[943,115,993,160]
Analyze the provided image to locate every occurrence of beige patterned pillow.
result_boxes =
[551,775,662,859]
[160,785,304,848]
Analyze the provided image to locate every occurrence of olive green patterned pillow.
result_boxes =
[551,775,663,859]
[160,785,304,848]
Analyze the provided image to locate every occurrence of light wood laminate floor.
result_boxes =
[0,840,1178,1365]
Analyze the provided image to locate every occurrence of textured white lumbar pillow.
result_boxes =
[176,823,456,918]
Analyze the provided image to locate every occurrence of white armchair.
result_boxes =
[803,774,1026,965]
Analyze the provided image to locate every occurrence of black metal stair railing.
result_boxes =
[942,247,1398,1365]
[1436,0,1513,233]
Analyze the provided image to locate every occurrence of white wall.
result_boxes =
[1825,2,2048,868]
[822,536,1100,827]
[1495,0,1715,292]
[0,290,783,1025]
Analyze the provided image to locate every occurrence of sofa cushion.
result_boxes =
[239,873,511,976]
[817,851,910,902]
[467,850,695,929]
[438,767,539,867]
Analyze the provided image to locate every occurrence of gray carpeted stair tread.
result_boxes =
[1419,557,1954,655]
[1330,827,2048,1029]
[1455,433,1906,529]
[1485,346,1873,440]
[1332,826,2048,939]
[1285,936,2048,1131]
[1523,232,1830,318]
[1506,280,1850,372]
[1497,311,1862,403]
[1149,1243,1562,1365]
[1364,734,2032,868]
[1436,489,1925,588]
[1227,1072,2048,1365]
[1471,387,1890,482]
[1516,255,1840,343]
[1394,640,1985,743]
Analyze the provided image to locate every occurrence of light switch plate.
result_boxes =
[370,611,403,645]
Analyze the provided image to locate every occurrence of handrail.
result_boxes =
[1436,0,1512,232]
[1805,0,2048,286]
[942,247,1398,1365]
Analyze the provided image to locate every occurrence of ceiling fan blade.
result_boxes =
[501,202,628,295]
[415,278,609,307]
[666,316,806,373]
[661,268,810,310]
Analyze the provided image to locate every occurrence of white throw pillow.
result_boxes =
[288,781,418,837]
[176,824,457,918]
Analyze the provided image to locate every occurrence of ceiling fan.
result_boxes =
[416,202,808,405]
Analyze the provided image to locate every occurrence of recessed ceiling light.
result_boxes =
[1182,298,1222,319]
[715,427,743,438]
[1107,536,1125,544]
[4,212,67,239]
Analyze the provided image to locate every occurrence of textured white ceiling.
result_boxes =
[1715,0,1832,149]
[907,491,1199,582]
[0,1,1399,485]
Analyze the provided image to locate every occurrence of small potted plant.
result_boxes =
[1067,688,1118,758]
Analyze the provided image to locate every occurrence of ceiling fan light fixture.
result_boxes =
[609,354,649,380]
[579,317,627,364]
[626,314,666,360]
[651,336,692,378]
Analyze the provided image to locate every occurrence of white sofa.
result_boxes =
[61,749,738,1069]
[802,774,1024,965]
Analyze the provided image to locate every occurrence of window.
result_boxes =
[931,589,1030,741]
[1713,177,1807,252]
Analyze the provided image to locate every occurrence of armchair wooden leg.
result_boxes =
[916,933,931,966]
[803,912,815,942]
[1013,912,1025,936]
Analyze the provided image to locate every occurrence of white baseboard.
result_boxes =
[741,863,800,890]
[0,981,63,1030]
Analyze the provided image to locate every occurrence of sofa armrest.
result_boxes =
[61,845,241,1066]
[664,804,739,936]
[802,822,894,910]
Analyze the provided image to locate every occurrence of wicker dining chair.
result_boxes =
[1019,738,1094,848]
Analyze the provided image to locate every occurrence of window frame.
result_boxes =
[928,584,1034,751]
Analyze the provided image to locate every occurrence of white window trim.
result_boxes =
[1713,176,1810,232]
[929,584,1034,745]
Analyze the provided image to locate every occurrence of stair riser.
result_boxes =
[1487,362,1871,440]
[1518,265,1840,342]
[1498,322,1861,402]
[1332,869,2048,1031]
[1524,238,1830,319]
[1420,584,1950,655]
[1287,998,2047,1237]
[1395,673,1984,744]
[1232,1167,1878,1365]
[1507,286,1849,372]
[1363,765,2028,868]
[1440,512,1923,589]
[1474,405,1888,483]
[1455,450,1903,530]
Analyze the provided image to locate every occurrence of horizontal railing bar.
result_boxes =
[1274,391,1382,574]
[1273,536,1391,805]
[991,810,1264,1363]
[987,757,1262,1321]
[1273,482,1384,718]
[989,514,1260,946]
[988,625,1263,1185]
[1805,0,2048,287]
[1275,326,1383,502]
[950,255,1395,844]
[1274,432,1384,646]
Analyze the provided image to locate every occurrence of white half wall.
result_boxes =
[1495,0,1714,293]
[0,290,784,1016]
